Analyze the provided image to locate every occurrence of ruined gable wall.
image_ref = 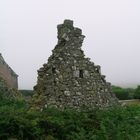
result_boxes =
[31,20,118,111]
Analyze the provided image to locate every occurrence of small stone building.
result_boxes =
[0,53,18,89]
[32,20,118,110]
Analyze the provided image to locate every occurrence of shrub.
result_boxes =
[0,103,140,139]
[0,89,140,139]
[112,86,130,100]
[134,85,140,99]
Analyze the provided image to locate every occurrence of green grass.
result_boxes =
[119,99,140,105]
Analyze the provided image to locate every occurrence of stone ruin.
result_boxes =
[31,20,118,110]
[0,53,18,89]
[0,54,21,99]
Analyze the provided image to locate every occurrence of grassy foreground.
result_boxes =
[0,99,140,140]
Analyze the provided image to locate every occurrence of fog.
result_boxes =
[0,0,140,89]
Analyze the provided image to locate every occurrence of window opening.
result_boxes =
[79,70,84,78]
[52,67,56,73]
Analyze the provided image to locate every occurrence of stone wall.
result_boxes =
[0,54,18,89]
[32,20,118,110]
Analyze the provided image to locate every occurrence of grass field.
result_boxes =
[119,99,140,105]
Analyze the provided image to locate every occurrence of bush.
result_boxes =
[112,86,130,100]
[19,90,34,101]
[0,98,140,140]
[0,77,22,100]
[19,90,33,97]
[1,84,140,139]
[134,85,140,99]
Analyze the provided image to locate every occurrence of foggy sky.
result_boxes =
[0,0,140,89]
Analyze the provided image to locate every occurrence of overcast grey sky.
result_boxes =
[0,0,140,89]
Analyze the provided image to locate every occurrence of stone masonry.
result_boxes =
[32,20,118,110]
[0,53,18,89]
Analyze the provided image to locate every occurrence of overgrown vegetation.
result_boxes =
[0,97,140,140]
[20,90,33,101]
[0,77,22,100]
[1,79,140,139]
[112,85,140,100]
[134,85,140,99]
